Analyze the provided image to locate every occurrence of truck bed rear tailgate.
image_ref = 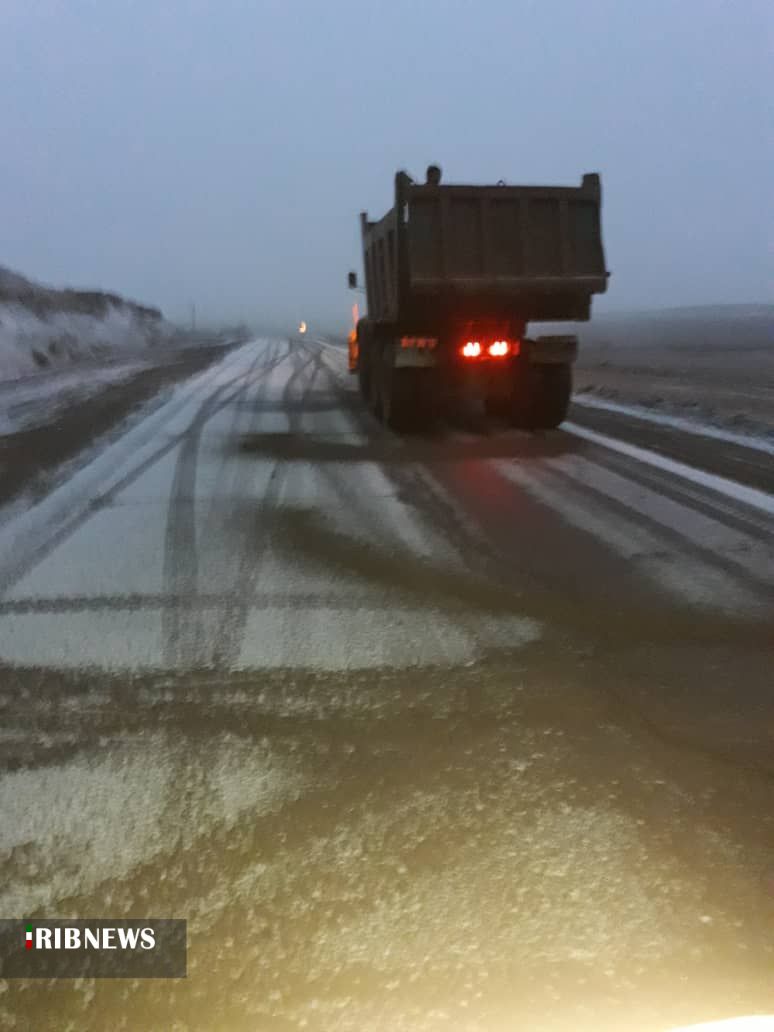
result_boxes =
[407,181,607,291]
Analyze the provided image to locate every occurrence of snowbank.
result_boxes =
[0,265,174,381]
[0,303,173,380]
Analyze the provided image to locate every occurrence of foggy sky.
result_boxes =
[1,0,772,332]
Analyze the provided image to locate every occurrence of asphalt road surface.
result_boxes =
[1,338,773,1031]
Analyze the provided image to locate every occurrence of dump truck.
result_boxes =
[347,166,608,429]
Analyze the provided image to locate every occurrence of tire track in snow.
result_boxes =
[299,344,522,661]
[209,344,324,669]
[162,342,288,668]
[306,343,773,646]
[0,346,257,597]
[541,458,774,601]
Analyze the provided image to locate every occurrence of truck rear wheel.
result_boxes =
[356,323,372,402]
[510,360,572,430]
[361,332,383,418]
[368,357,383,418]
[381,364,412,431]
[382,366,436,432]
[357,348,370,402]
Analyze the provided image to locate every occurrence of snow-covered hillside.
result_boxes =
[0,266,174,380]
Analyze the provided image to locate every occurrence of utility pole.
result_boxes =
[190,303,196,332]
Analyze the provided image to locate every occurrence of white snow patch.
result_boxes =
[0,359,151,435]
[497,460,762,612]
[0,732,305,915]
[0,301,173,382]
[0,342,260,587]
[312,337,347,353]
[574,394,774,455]
[564,422,774,518]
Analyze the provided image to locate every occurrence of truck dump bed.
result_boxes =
[361,172,608,324]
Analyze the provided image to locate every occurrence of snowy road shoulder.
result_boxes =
[573,393,774,456]
[0,359,152,435]
[0,342,262,592]
[564,421,774,518]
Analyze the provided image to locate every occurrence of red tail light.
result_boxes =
[461,338,520,359]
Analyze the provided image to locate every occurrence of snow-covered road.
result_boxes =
[2,338,773,1031]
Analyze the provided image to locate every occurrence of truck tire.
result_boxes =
[357,323,372,402]
[363,335,384,418]
[382,366,436,432]
[381,361,411,431]
[510,360,572,430]
[357,345,370,402]
[355,327,383,418]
